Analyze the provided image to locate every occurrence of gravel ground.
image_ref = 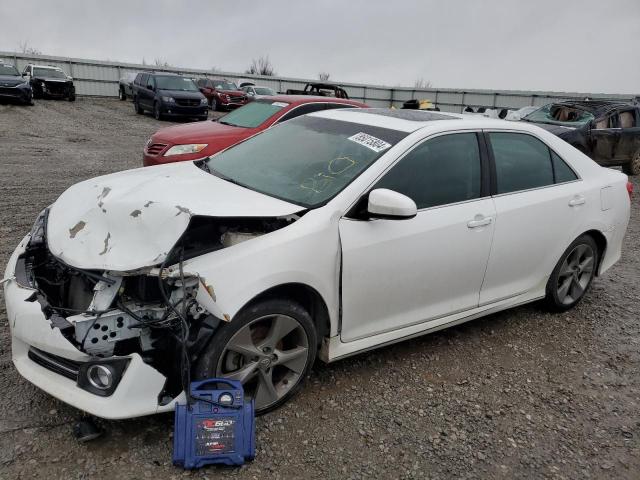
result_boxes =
[0,98,638,480]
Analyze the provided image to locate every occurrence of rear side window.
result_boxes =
[374,133,482,209]
[551,151,578,183]
[489,133,554,194]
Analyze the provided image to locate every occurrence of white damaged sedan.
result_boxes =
[3,108,631,418]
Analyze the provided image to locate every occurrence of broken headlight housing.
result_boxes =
[29,207,49,247]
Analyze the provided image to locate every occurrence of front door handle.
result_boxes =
[467,216,492,228]
[568,195,586,207]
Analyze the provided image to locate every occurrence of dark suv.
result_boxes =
[132,72,208,121]
[22,64,75,101]
[0,62,33,104]
[196,78,248,111]
[522,101,640,175]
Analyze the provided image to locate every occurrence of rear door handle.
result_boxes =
[467,216,492,228]
[568,195,586,207]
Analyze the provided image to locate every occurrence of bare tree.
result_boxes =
[245,55,275,76]
[318,72,331,82]
[413,77,432,89]
[18,41,42,55]
[154,58,171,67]
[211,66,220,73]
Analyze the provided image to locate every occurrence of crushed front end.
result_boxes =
[3,207,296,419]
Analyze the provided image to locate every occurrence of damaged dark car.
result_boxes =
[521,101,640,175]
[23,64,76,101]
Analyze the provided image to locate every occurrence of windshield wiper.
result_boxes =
[218,120,239,127]
[209,168,248,189]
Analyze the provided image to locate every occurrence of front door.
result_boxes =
[339,132,495,342]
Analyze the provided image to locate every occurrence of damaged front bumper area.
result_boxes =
[3,218,231,419]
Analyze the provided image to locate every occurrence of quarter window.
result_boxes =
[551,151,578,183]
[489,133,554,194]
[277,103,328,123]
[374,133,482,209]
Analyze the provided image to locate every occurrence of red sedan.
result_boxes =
[143,95,367,166]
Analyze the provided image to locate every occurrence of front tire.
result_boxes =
[544,235,598,311]
[622,150,640,176]
[153,101,163,120]
[194,299,317,415]
[119,87,126,101]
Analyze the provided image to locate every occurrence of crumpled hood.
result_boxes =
[32,76,70,83]
[46,162,303,271]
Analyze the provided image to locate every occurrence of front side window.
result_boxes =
[489,133,555,194]
[218,100,289,128]
[373,133,482,209]
[204,116,408,207]
[523,103,594,127]
[154,76,198,92]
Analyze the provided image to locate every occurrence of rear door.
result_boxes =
[339,132,495,341]
[616,108,640,160]
[479,131,583,305]
[591,113,620,163]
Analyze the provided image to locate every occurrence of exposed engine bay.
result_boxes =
[18,210,299,402]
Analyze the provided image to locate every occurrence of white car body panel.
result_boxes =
[2,109,631,418]
[339,197,496,342]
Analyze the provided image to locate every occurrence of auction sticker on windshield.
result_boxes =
[348,132,392,153]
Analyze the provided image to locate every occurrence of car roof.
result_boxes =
[258,94,366,107]
[30,65,62,70]
[310,107,548,133]
[552,100,636,116]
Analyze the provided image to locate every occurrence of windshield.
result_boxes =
[219,100,288,128]
[254,87,275,95]
[214,81,238,90]
[155,76,199,92]
[0,64,20,76]
[205,116,408,207]
[33,67,67,79]
[523,103,594,127]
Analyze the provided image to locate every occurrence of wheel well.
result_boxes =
[242,284,331,342]
[583,229,607,275]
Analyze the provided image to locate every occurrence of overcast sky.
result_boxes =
[1,0,639,94]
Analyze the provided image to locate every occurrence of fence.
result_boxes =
[1,51,637,113]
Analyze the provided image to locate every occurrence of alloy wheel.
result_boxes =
[556,243,595,305]
[216,314,310,410]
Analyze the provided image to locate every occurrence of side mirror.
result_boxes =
[147,84,154,91]
[367,189,417,219]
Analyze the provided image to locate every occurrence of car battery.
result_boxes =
[173,379,255,469]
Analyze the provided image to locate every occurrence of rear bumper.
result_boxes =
[3,237,181,419]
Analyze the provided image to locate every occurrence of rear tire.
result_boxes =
[194,298,317,415]
[622,150,640,176]
[544,234,599,311]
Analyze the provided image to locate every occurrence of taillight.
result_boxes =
[627,181,634,200]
